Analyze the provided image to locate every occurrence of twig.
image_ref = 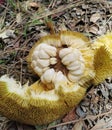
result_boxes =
[29,0,83,20]
[46,109,112,130]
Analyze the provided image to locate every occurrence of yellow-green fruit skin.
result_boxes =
[93,32,112,84]
[0,81,86,125]
[93,46,112,84]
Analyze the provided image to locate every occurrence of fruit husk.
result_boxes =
[93,46,112,85]
[92,32,112,54]
[92,32,112,84]
[0,76,86,125]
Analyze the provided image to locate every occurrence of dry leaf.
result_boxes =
[16,13,22,24]
[62,108,76,123]
[0,16,5,30]
[20,1,40,11]
[91,117,112,130]
[29,2,39,8]
[76,106,86,118]
[97,26,106,35]
[89,26,99,34]
[72,121,84,130]
[0,29,15,39]
[90,13,101,23]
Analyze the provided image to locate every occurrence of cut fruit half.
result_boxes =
[0,31,95,125]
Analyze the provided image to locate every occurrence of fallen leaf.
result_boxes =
[62,108,76,122]
[104,81,112,89]
[72,121,84,130]
[0,16,5,31]
[91,117,112,130]
[76,106,86,118]
[100,84,109,99]
[16,13,22,24]
[20,1,40,12]
[0,29,15,39]
[90,13,101,23]
[89,25,99,34]
[29,2,40,8]
[97,26,106,35]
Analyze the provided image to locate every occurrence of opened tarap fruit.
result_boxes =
[0,31,95,125]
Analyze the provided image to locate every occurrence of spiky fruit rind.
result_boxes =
[92,32,112,84]
[0,78,86,125]
[93,46,112,85]
[92,32,112,54]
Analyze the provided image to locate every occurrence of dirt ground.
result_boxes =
[0,0,112,130]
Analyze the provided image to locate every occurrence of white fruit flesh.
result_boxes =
[59,48,73,59]
[35,43,57,56]
[36,59,50,68]
[50,58,57,65]
[31,40,85,87]
[53,71,68,87]
[38,50,50,59]
[67,61,80,71]
[41,69,56,83]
